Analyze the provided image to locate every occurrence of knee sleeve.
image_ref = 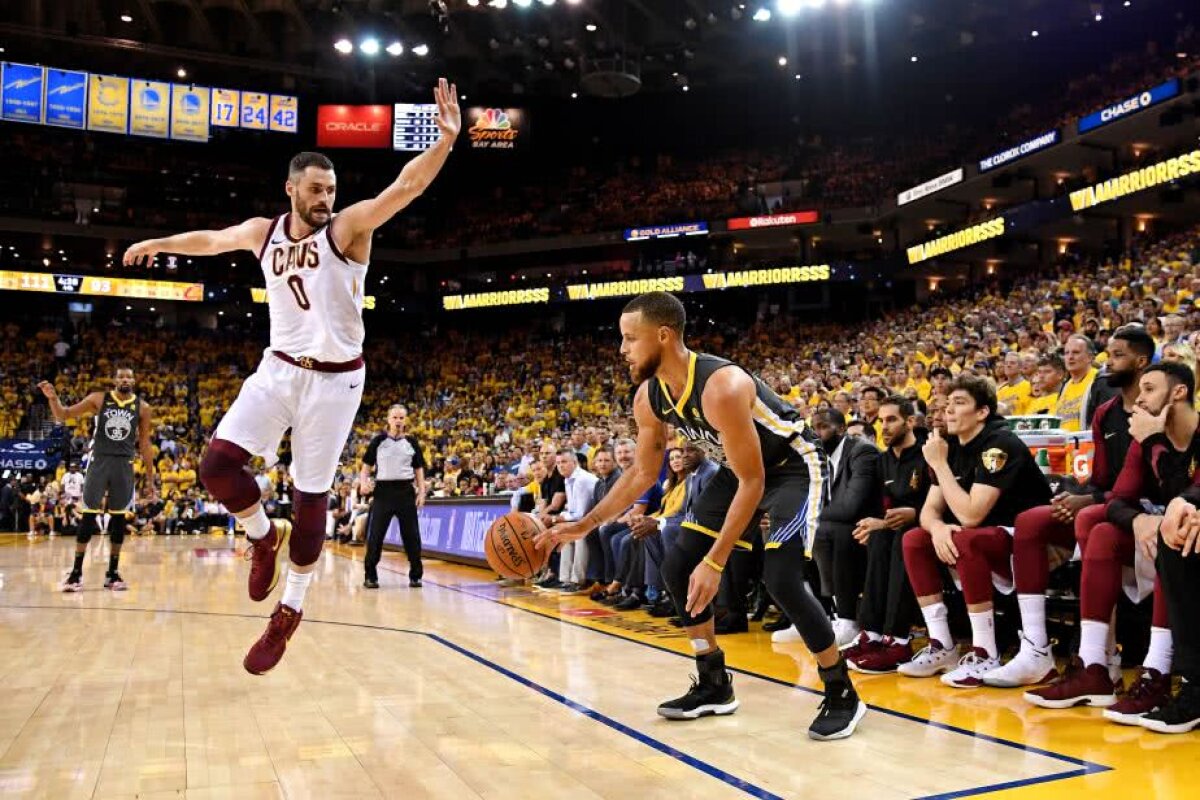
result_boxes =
[902,527,943,597]
[762,547,836,654]
[1080,523,1131,621]
[109,519,127,546]
[661,537,711,626]
[199,439,260,513]
[76,512,97,545]
[290,488,329,567]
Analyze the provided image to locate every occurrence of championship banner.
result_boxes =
[86,74,130,134]
[269,95,298,133]
[170,84,210,142]
[1,62,44,123]
[129,79,171,137]
[43,68,87,129]
[0,270,204,301]
[0,438,62,472]
[1069,150,1200,212]
[624,222,709,242]
[442,288,549,311]
[726,211,819,230]
[897,168,964,206]
[1077,78,1181,134]
[465,106,526,150]
[210,88,240,127]
[240,92,269,129]
[978,129,1060,173]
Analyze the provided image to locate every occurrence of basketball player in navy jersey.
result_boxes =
[122,78,460,675]
[538,292,865,741]
[39,365,156,591]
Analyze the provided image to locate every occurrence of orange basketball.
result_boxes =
[485,512,550,580]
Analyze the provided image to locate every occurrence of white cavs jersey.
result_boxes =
[258,212,367,362]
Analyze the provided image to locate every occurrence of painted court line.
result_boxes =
[0,603,781,800]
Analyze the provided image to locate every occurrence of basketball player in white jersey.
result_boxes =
[122,78,460,675]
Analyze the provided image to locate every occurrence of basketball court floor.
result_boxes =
[0,533,1191,799]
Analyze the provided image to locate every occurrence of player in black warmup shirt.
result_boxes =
[360,404,427,588]
[39,366,156,591]
[539,292,865,741]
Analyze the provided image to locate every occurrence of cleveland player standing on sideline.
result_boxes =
[122,78,460,675]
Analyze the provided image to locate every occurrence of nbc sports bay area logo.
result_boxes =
[468,108,519,149]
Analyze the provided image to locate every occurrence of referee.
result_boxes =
[360,404,427,589]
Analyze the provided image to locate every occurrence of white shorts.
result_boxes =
[213,353,365,494]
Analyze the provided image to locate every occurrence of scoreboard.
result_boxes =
[393,103,440,151]
[0,271,204,302]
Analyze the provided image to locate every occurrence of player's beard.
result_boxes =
[629,352,660,384]
[116,385,133,396]
[1105,368,1135,388]
[297,201,330,228]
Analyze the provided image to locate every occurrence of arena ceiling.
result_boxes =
[2,0,1192,100]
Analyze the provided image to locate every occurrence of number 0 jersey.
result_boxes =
[258,212,368,362]
[645,352,824,471]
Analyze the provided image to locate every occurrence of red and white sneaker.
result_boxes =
[244,602,303,675]
[898,640,959,678]
[982,634,1058,688]
[245,520,292,602]
[849,637,913,674]
[1104,669,1172,725]
[843,632,880,665]
[103,571,128,591]
[941,647,1001,688]
[1024,657,1119,709]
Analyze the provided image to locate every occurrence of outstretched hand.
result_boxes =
[433,77,461,141]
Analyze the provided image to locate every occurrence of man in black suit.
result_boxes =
[810,409,881,649]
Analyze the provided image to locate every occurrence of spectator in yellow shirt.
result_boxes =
[996,352,1032,416]
[1026,353,1065,416]
[1056,336,1098,431]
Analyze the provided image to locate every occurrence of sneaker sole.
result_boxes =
[809,700,868,741]
[942,676,986,689]
[898,662,956,678]
[1103,708,1151,726]
[251,521,291,602]
[105,584,128,591]
[1023,693,1117,709]
[62,584,82,593]
[982,669,1058,689]
[849,661,905,675]
[1139,716,1200,734]
[658,699,739,720]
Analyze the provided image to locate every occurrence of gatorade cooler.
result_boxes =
[1018,432,1069,475]
[1068,431,1094,483]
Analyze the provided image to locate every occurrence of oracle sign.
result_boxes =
[316,105,392,148]
[727,211,819,230]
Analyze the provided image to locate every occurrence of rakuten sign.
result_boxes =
[316,105,393,148]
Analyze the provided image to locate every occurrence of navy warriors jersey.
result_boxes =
[646,353,824,470]
[92,392,140,459]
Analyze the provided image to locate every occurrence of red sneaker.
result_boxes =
[244,602,303,675]
[849,637,913,674]
[1024,657,1119,709]
[245,520,291,602]
[843,632,879,664]
[1103,669,1172,726]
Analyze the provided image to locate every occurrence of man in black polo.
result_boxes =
[360,404,427,589]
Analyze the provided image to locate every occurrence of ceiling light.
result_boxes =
[359,37,380,55]
[753,8,772,21]
[1031,29,1039,37]
[120,14,133,23]
[777,56,787,66]
[777,0,804,14]
[487,0,507,7]
[467,0,479,5]
[539,0,556,5]
[386,41,403,56]
[910,55,918,62]
[334,38,353,54]
[176,68,187,79]
[586,23,598,31]
[413,44,429,56]
[794,73,802,80]
[1095,13,1102,21]
[571,92,578,98]
[514,0,533,7]
[682,85,690,92]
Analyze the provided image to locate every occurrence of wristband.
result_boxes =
[702,556,725,574]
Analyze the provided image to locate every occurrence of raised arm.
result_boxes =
[536,383,666,548]
[123,217,272,266]
[37,383,103,423]
[331,78,460,254]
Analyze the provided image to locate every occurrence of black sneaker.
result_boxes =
[614,593,644,611]
[533,577,562,591]
[363,579,379,589]
[104,572,128,591]
[62,571,83,592]
[1141,678,1200,735]
[762,615,793,633]
[409,578,423,588]
[648,597,676,618]
[657,674,739,720]
[808,662,867,741]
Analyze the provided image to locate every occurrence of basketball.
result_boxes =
[484,512,549,580]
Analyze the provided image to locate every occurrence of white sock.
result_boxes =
[239,505,270,540]
[968,610,998,659]
[1143,627,1174,675]
[892,636,911,645]
[1018,594,1048,648]
[280,568,312,611]
[921,602,952,650]
[1079,619,1110,668]
[866,631,884,643]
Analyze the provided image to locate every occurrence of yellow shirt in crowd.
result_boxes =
[997,379,1032,416]
[1056,368,1098,432]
